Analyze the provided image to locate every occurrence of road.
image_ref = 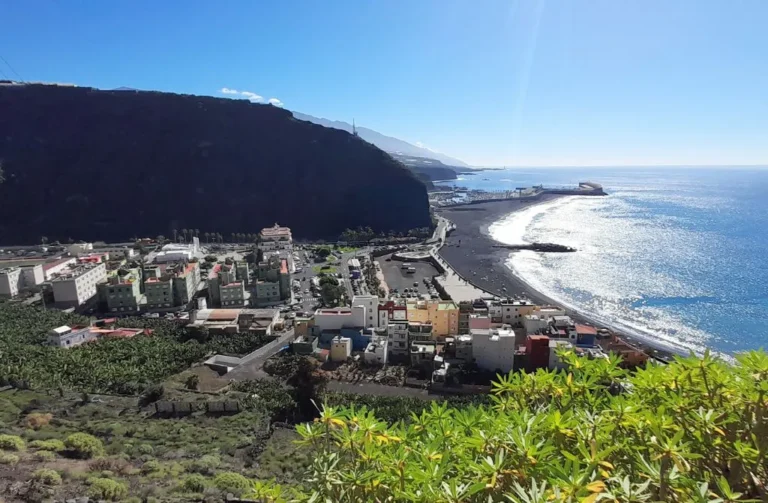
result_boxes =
[339,247,371,300]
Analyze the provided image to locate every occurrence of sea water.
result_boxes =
[451,167,768,355]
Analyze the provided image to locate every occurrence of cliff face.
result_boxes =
[0,84,432,243]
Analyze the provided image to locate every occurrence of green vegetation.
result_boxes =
[181,473,208,492]
[87,477,128,501]
[0,304,269,394]
[213,471,251,492]
[0,452,19,465]
[29,439,66,452]
[32,468,62,486]
[65,432,105,459]
[284,350,768,502]
[0,433,26,451]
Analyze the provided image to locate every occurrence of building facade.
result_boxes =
[351,295,379,328]
[259,224,292,251]
[471,327,517,374]
[406,299,459,338]
[0,267,23,298]
[387,321,409,356]
[50,262,107,308]
[100,269,142,314]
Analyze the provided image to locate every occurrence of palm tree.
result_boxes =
[230,233,236,243]
[194,229,200,239]
[40,236,48,245]
[181,229,189,243]
[217,233,223,243]
[204,232,210,244]
[172,229,178,243]
[156,235,165,243]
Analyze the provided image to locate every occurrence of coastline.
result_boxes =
[435,196,686,360]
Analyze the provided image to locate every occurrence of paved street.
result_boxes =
[226,328,295,381]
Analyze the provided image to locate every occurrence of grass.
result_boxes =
[335,246,359,253]
[312,264,338,274]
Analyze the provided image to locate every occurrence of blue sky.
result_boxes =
[2,0,767,167]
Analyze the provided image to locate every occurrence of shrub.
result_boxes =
[213,472,251,493]
[29,439,66,452]
[65,432,104,459]
[141,459,162,474]
[87,478,128,501]
[24,412,53,429]
[139,384,164,406]
[188,453,220,475]
[88,456,132,475]
[181,473,208,492]
[136,443,154,455]
[0,434,25,451]
[0,453,19,465]
[32,468,62,486]
[185,374,200,390]
[35,450,56,461]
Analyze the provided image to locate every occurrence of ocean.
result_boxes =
[448,167,768,355]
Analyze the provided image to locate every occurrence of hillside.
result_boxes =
[291,111,470,168]
[0,84,432,244]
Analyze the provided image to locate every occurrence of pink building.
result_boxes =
[469,314,491,331]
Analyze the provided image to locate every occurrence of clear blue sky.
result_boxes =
[2,0,767,167]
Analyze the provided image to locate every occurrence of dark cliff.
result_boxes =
[0,84,432,243]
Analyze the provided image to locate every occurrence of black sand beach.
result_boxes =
[436,196,683,359]
[436,194,564,303]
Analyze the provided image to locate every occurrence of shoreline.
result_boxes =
[435,196,686,361]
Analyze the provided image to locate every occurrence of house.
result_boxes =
[406,299,459,338]
[351,295,379,328]
[471,327,517,374]
[364,336,389,365]
[330,336,352,362]
[378,300,408,327]
[48,326,97,348]
[387,321,409,356]
[410,341,436,368]
[259,224,292,251]
[0,267,22,298]
[313,306,366,331]
[208,263,246,307]
[99,268,143,314]
[50,262,107,308]
[549,340,573,370]
[408,321,433,343]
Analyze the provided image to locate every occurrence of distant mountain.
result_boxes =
[0,84,431,243]
[292,112,470,168]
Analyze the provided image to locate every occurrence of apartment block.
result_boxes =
[0,267,23,298]
[50,262,107,308]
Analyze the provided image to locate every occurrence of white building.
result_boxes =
[94,246,136,259]
[0,267,23,298]
[43,258,77,280]
[549,340,574,370]
[259,224,292,251]
[50,262,107,308]
[351,295,379,328]
[313,306,366,331]
[48,325,97,348]
[330,336,352,362]
[471,327,517,374]
[523,314,549,335]
[387,321,409,356]
[21,264,44,288]
[364,336,389,365]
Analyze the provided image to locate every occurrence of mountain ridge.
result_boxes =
[291,111,470,168]
[0,84,432,243]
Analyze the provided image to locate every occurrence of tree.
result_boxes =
[156,235,165,243]
[40,236,48,245]
[216,232,223,243]
[194,228,199,239]
[172,229,178,242]
[204,231,210,243]
[181,228,189,243]
[316,247,331,259]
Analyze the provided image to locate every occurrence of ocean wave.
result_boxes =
[489,195,716,356]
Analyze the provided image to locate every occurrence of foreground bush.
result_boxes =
[32,468,62,486]
[0,453,19,465]
[213,472,251,492]
[65,432,104,459]
[87,478,128,501]
[29,439,65,452]
[287,350,768,502]
[0,434,25,451]
[181,473,208,492]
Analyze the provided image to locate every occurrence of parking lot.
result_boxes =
[376,254,440,298]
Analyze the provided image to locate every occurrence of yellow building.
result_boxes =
[406,299,459,338]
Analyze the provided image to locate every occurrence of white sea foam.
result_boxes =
[489,194,717,356]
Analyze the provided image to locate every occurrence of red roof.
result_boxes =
[575,324,597,335]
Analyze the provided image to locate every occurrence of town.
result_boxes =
[0,219,650,397]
